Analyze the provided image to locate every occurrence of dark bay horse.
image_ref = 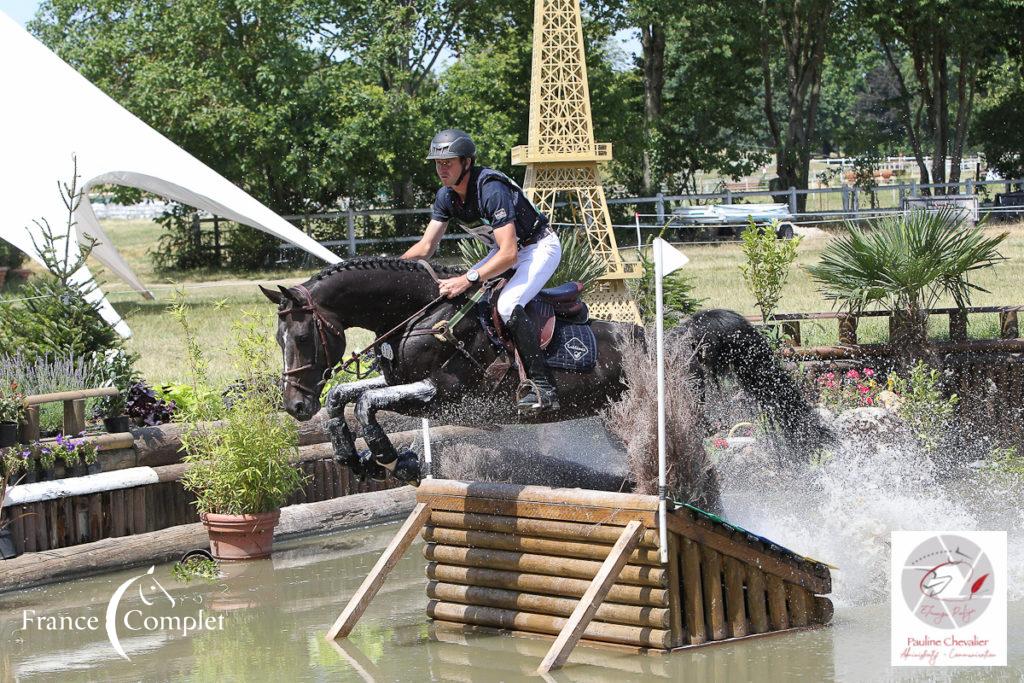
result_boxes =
[261,257,828,483]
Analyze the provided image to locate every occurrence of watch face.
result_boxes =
[467,270,479,282]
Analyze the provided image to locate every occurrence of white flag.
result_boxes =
[654,237,689,275]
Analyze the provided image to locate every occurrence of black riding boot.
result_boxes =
[507,305,559,415]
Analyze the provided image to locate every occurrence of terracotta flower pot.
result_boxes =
[201,510,281,561]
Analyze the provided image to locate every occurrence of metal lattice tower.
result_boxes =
[512,0,641,324]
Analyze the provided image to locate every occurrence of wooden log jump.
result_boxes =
[326,479,834,673]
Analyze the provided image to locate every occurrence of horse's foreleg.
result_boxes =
[355,380,437,483]
[324,376,388,472]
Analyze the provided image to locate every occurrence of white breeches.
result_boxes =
[473,231,562,322]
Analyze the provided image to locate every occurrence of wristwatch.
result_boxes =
[465,269,480,283]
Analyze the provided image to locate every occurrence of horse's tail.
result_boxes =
[672,309,832,454]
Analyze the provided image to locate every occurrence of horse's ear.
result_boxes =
[277,285,300,303]
[259,285,283,304]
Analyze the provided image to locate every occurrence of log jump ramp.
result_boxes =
[327,479,833,674]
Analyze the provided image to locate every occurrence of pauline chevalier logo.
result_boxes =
[891,531,1007,667]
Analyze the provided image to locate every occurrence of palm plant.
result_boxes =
[806,208,1007,347]
[457,228,607,291]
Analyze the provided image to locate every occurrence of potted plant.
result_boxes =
[95,350,140,433]
[126,381,176,427]
[177,307,304,560]
[0,382,24,448]
[53,433,99,477]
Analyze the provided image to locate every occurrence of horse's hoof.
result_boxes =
[393,449,421,486]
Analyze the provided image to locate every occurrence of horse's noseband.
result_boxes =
[279,284,344,398]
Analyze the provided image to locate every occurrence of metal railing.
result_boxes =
[182,177,1023,262]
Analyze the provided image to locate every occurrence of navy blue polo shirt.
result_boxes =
[431,167,547,248]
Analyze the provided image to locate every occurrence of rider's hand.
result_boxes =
[438,276,471,299]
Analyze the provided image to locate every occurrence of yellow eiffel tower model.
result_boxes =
[512,0,642,324]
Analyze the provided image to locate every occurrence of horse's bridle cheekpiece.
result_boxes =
[278,284,345,398]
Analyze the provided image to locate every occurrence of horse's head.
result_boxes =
[260,284,346,421]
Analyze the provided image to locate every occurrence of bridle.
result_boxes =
[278,284,345,399]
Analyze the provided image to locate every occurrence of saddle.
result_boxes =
[488,280,589,350]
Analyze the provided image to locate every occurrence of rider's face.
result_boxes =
[435,158,463,187]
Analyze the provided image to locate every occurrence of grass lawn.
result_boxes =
[90,218,1024,386]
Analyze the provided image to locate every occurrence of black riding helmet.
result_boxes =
[426,129,476,161]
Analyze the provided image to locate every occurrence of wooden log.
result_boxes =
[812,596,834,625]
[426,563,668,607]
[326,502,431,640]
[426,581,669,629]
[422,526,662,566]
[666,533,684,647]
[419,493,656,529]
[34,502,47,551]
[25,387,118,406]
[745,564,769,634]
[700,546,727,640]
[428,510,661,548]
[1000,310,1019,339]
[538,520,645,672]
[723,557,748,638]
[423,544,665,587]
[22,504,37,553]
[426,600,672,650]
[787,584,810,627]
[133,486,146,535]
[11,509,25,555]
[88,494,102,542]
[766,575,789,631]
[417,480,658,512]
[21,404,40,443]
[949,309,968,342]
[666,510,830,594]
[680,537,706,645]
[63,399,87,437]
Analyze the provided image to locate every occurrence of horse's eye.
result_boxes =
[297,333,311,343]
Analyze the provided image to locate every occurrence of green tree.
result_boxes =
[860,0,1022,191]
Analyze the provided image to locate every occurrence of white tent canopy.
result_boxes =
[0,11,341,337]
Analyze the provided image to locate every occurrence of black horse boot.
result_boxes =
[507,305,559,416]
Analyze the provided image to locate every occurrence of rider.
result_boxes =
[401,128,562,415]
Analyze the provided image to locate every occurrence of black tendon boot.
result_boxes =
[507,305,559,415]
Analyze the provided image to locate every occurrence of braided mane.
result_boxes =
[311,256,464,283]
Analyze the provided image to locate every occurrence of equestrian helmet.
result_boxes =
[426,129,476,160]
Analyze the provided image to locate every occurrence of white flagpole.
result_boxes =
[421,418,432,479]
[655,239,668,564]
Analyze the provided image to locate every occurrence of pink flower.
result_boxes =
[825,380,837,389]
[845,369,861,380]
[824,372,835,381]
[863,368,875,377]
[713,438,729,449]
[858,384,869,394]
[864,396,874,406]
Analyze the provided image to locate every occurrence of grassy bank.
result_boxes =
[92,218,1024,386]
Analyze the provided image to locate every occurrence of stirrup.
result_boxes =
[516,379,559,415]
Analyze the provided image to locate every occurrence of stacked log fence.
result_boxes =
[413,481,832,653]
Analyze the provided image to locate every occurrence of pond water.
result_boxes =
[0,519,1021,682]
[3,421,1024,681]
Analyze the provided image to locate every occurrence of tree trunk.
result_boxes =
[640,23,665,196]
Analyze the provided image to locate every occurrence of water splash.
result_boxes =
[718,436,1024,607]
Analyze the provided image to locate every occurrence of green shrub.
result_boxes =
[178,307,304,515]
[888,361,959,453]
[739,218,801,324]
